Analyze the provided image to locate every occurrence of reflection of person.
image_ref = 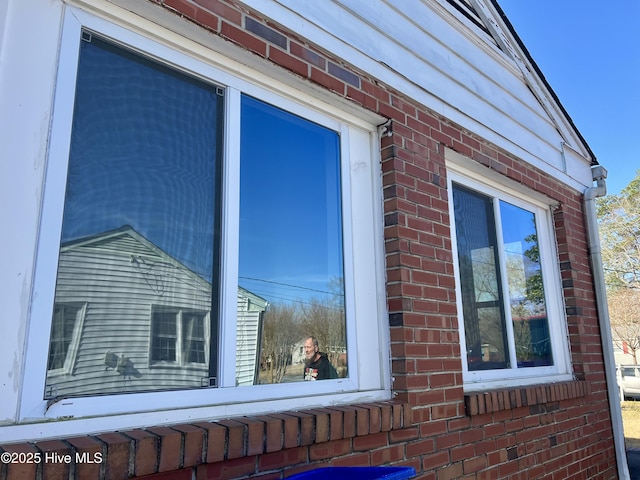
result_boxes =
[303,336,338,381]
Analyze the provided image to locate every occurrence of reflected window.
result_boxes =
[183,313,207,364]
[238,96,346,385]
[452,182,553,374]
[48,304,85,373]
[150,309,208,365]
[151,312,178,363]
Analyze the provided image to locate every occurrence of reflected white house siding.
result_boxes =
[236,288,268,386]
[48,227,266,397]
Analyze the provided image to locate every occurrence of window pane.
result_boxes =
[151,311,177,363]
[45,35,223,398]
[453,184,509,370]
[183,313,206,364]
[500,201,553,367]
[238,95,346,385]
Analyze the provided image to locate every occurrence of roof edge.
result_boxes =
[489,0,598,165]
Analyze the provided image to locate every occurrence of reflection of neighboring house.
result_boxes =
[236,287,268,386]
[291,340,306,365]
[48,226,266,398]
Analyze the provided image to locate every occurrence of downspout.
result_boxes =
[584,165,630,479]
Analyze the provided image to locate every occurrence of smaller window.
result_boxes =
[452,184,553,372]
[447,158,570,388]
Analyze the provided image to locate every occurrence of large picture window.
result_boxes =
[447,157,571,388]
[27,11,388,423]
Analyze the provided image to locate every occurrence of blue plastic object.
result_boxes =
[287,466,416,479]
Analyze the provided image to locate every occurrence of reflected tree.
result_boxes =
[260,303,302,383]
[300,276,346,368]
[299,296,346,367]
[257,277,347,383]
[510,233,546,362]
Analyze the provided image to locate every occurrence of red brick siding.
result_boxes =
[1,1,618,479]
[0,402,411,480]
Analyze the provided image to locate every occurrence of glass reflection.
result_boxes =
[45,35,223,398]
[499,202,552,367]
[239,95,347,384]
[453,184,509,370]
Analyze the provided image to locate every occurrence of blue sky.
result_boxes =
[239,95,344,305]
[499,0,640,195]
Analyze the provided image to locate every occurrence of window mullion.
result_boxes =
[493,198,517,370]
[176,310,183,365]
[218,86,241,388]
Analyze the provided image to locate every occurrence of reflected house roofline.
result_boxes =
[49,225,268,396]
[238,286,268,310]
[60,225,267,307]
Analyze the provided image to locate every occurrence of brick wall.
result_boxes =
[0,0,618,478]
[1,402,412,479]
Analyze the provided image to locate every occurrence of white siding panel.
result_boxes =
[334,0,563,169]
[235,298,262,386]
[246,0,592,188]
[48,234,212,397]
[48,231,267,395]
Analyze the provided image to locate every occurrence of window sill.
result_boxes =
[464,380,588,416]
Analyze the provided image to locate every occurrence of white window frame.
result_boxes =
[18,4,389,431]
[446,150,573,391]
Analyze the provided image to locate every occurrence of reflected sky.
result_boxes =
[60,36,222,282]
[59,37,345,306]
[239,95,344,305]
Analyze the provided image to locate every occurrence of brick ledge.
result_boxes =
[0,401,411,479]
[464,379,588,416]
